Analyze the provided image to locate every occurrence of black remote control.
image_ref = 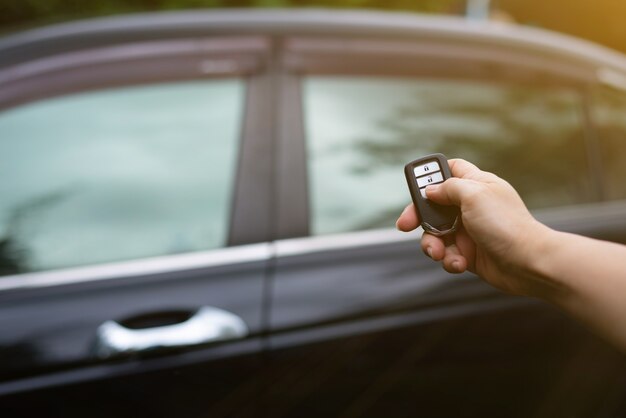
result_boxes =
[404,153,459,236]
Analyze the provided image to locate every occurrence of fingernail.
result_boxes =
[426,247,433,258]
[425,184,439,194]
[451,260,461,271]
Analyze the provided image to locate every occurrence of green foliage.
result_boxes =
[0,0,623,54]
[0,0,460,30]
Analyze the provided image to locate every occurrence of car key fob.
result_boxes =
[404,153,459,236]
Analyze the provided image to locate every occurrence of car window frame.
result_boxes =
[276,35,604,240]
[0,35,276,291]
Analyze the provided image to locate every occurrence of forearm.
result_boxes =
[398,159,626,350]
[530,228,626,350]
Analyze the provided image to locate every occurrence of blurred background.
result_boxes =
[1,0,625,54]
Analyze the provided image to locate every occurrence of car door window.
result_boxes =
[304,76,591,235]
[0,79,244,275]
[592,86,626,200]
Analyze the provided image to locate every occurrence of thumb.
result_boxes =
[425,177,477,207]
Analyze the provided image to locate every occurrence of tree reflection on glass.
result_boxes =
[354,82,591,207]
[306,78,593,234]
[0,189,74,276]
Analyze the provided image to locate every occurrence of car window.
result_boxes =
[592,86,626,201]
[0,79,244,276]
[304,76,592,235]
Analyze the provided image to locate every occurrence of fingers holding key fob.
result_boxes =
[404,153,460,236]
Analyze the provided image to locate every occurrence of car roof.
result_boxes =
[1,9,626,84]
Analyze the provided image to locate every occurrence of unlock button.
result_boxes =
[416,171,444,188]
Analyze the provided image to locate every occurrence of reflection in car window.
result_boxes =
[304,77,591,235]
[592,86,626,201]
[0,80,244,276]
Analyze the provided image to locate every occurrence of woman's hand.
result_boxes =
[396,158,555,298]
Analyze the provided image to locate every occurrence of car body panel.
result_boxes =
[0,9,625,417]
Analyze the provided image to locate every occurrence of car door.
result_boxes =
[0,35,274,417]
[266,36,626,417]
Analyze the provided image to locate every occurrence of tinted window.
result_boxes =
[0,80,244,275]
[304,77,591,235]
[592,86,626,200]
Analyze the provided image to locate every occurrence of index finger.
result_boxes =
[396,203,420,232]
[448,158,497,183]
[448,158,480,179]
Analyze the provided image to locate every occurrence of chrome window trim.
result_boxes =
[0,228,421,291]
[274,200,626,259]
[275,227,422,258]
[0,243,272,292]
[1,201,623,292]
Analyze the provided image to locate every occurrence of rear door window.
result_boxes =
[592,86,626,200]
[0,79,244,275]
[304,76,591,235]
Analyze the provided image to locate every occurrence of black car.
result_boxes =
[1,9,626,417]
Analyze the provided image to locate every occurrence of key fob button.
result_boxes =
[416,171,444,188]
[413,161,440,177]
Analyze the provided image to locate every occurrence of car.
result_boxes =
[1,8,626,417]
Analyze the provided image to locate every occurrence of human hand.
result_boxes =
[396,158,554,297]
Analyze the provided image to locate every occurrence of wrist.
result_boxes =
[519,223,571,302]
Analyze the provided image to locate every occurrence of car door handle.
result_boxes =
[94,306,249,359]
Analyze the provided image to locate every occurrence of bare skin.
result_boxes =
[396,158,626,351]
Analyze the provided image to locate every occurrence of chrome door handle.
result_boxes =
[94,306,249,359]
